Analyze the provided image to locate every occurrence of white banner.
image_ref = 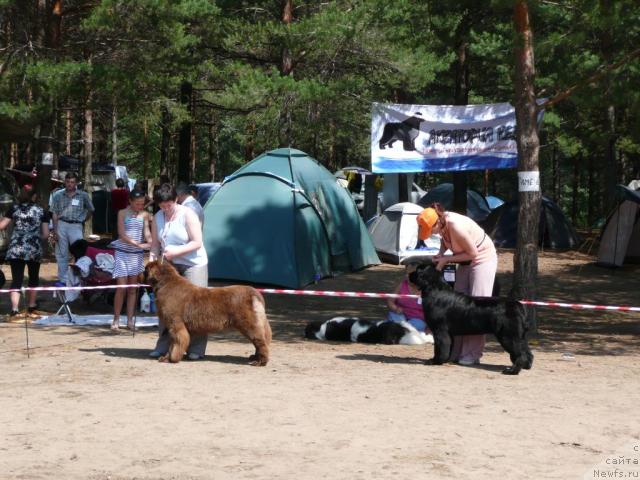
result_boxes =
[371,102,544,174]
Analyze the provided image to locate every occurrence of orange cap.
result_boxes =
[417,208,438,240]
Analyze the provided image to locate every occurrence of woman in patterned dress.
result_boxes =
[110,190,151,330]
[0,185,50,317]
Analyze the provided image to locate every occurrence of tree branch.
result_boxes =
[195,98,267,114]
[539,47,640,110]
[0,48,18,77]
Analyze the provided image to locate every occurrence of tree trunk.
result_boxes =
[587,154,595,232]
[143,119,149,180]
[35,116,54,209]
[452,14,469,215]
[190,122,197,181]
[603,104,616,210]
[483,170,489,196]
[177,81,193,184]
[34,0,64,207]
[398,173,408,203]
[511,1,541,331]
[83,101,93,237]
[279,0,294,146]
[65,109,72,155]
[112,105,117,166]
[551,141,558,203]
[48,0,63,49]
[328,120,336,172]
[160,107,170,177]
[600,0,617,214]
[208,122,217,182]
[10,143,17,168]
[571,154,579,224]
[244,120,255,162]
[281,0,293,76]
[36,1,46,50]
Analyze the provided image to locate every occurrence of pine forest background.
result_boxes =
[1,0,639,229]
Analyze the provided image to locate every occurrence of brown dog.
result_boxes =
[143,261,272,365]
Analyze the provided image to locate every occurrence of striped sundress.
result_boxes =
[112,214,145,278]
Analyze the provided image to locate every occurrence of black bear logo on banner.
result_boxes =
[378,112,424,151]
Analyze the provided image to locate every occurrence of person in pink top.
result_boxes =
[417,202,497,366]
[386,262,431,334]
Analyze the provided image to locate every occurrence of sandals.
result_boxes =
[110,320,120,331]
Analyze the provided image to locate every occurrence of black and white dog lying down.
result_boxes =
[305,317,434,345]
[409,263,533,375]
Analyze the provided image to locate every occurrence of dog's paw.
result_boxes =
[523,355,534,370]
[501,366,521,375]
[248,355,268,366]
[158,355,169,363]
[425,358,445,366]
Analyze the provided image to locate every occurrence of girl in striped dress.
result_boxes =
[111,190,151,330]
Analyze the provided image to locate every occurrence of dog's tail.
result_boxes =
[512,300,529,331]
[396,321,434,345]
[252,292,272,345]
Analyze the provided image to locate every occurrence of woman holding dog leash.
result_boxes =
[417,202,497,366]
[149,183,209,361]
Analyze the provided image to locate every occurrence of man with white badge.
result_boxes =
[176,182,204,227]
[50,172,95,285]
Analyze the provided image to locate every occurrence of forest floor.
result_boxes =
[1,248,639,479]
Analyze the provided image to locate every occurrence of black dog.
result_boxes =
[378,113,424,151]
[409,264,533,375]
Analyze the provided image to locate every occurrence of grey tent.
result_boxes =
[367,202,423,264]
[203,148,380,288]
[418,182,492,223]
[597,183,640,267]
[483,196,580,249]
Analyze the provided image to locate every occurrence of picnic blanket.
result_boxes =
[34,314,159,328]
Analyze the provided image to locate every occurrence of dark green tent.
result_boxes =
[203,148,380,287]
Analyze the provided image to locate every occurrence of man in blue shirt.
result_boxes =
[51,172,94,284]
[176,182,204,227]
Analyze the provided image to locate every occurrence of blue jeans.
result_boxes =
[55,221,83,284]
[387,311,427,333]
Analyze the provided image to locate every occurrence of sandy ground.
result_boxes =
[1,250,639,479]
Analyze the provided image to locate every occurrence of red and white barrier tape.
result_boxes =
[257,288,408,300]
[1,284,638,312]
[519,300,640,312]
[0,284,146,294]
[260,290,640,311]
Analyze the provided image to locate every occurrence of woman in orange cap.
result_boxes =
[416,202,497,366]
